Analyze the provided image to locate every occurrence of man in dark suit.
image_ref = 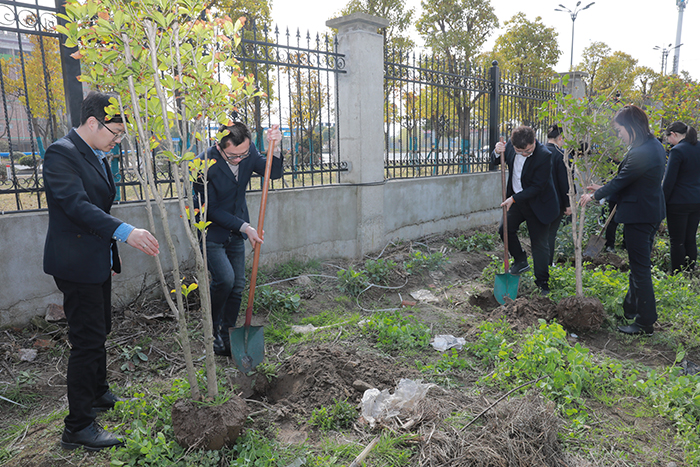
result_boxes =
[493,126,559,295]
[43,92,159,450]
[196,122,282,356]
[545,124,572,265]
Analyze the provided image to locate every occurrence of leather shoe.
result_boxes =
[509,260,530,275]
[93,391,126,412]
[61,422,124,451]
[617,322,654,336]
[213,336,231,356]
[539,288,550,297]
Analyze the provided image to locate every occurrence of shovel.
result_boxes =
[583,204,617,258]
[494,143,520,304]
[230,137,277,373]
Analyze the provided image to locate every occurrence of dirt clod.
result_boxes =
[171,396,249,450]
[557,296,606,332]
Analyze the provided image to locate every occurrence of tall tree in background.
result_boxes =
[591,51,637,100]
[577,41,610,94]
[340,0,415,50]
[3,34,66,145]
[416,0,498,154]
[488,12,561,126]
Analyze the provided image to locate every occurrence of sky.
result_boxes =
[269,0,700,81]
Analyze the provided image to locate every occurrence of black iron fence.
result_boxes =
[384,52,557,179]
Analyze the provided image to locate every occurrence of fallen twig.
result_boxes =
[348,435,381,467]
[460,375,548,432]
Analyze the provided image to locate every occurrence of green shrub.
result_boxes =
[364,258,397,285]
[337,267,369,296]
[447,232,496,252]
[309,398,357,431]
[403,251,448,275]
[363,309,430,352]
[17,154,38,167]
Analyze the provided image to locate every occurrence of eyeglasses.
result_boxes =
[98,121,126,142]
[218,144,250,161]
[514,147,534,156]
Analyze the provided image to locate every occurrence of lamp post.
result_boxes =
[555,1,595,71]
[653,43,682,75]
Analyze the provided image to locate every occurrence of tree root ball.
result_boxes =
[171,396,249,450]
[556,296,605,332]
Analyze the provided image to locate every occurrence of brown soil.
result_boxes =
[0,224,689,466]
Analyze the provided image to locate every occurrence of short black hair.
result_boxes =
[218,122,251,148]
[511,126,535,149]
[80,91,123,126]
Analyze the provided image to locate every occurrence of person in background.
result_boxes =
[581,105,666,336]
[196,122,283,357]
[544,124,571,265]
[662,121,700,274]
[493,125,559,296]
[43,92,160,450]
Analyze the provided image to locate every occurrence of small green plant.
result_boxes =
[337,267,369,296]
[403,251,448,275]
[309,398,357,431]
[275,258,321,278]
[256,360,280,382]
[257,286,301,315]
[119,345,149,372]
[363,310,431,352]
[447,232,496,252]
[364,258,397,285]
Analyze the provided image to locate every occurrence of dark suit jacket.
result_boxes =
[545,142,571,212]
[197,143,283,244]
[43,129,122,284]
[662,140,700,205]
[595,136,666,224]
[493,140,559,225]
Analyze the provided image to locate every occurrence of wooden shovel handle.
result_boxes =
[245,138,276,327]
[499,139,509,271]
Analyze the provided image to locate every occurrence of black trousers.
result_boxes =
[622,223,659,327]
[666,203,700,273]
[54,276,112,432]
[499,202,551,289]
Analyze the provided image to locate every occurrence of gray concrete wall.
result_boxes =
[0,172,500,328]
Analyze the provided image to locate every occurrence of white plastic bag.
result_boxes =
[361,378,435,427]
[431,334,466,351]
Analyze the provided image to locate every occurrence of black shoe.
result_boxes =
[509,260,530,275]
[93,391,126,412]
[61,422,124,451]
[617,323,654,336]
[213,337,231,357]
[539,288,550,297]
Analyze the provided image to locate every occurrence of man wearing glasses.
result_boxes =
[43,92,159,450]
[197,122,283,356]
[493,125,559,296]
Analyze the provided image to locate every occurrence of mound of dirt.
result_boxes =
[265,345,421,415]
[556,296,606,332]
[485,296,557,332]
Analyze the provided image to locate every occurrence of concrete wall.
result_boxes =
[0,172,500,328]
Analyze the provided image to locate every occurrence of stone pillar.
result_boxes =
[327,13,389,258]
[559,71,588,99]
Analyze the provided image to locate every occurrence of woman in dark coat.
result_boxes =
[662,121,700,274]
[580,105,666,336]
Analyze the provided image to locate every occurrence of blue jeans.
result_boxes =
[207,234,246,346]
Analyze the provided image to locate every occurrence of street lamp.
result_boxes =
[653,43,682,75]
[555,1,595,71]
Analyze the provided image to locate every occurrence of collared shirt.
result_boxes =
[512,153,527,194]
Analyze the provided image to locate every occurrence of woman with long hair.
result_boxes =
[663,121,700,273]
[580,105,666,335]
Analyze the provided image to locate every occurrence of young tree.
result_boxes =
[58,0,260,400]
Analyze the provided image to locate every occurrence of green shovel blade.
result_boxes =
[229,325,265,373]
[494,272,520,305]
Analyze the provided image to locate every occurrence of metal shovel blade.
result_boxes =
[494,272,520,305]
[583,234,606,258]
[229,325,264,373]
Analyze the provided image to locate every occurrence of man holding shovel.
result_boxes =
[197,122,283,356]
[493,126,559,295]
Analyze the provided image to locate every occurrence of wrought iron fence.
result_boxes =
[384,51,558,179]
[0,0,64,213]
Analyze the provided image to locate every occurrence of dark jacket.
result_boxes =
[197,143,283,244]
[595,136,666,224]
[43,129,122,284]
[662,139,700,205]
[545,142,571,212]
[493,140,559,225]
